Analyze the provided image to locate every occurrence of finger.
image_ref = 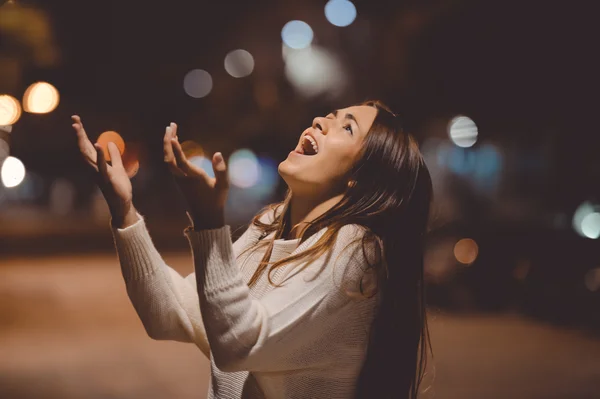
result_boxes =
[163,125,175,164]
[94,143,109,183]
[212,152,229,191]
[171,138,193,175]
[71,115,91,147]
[170,122,178,140]
[107,142,123,168]
[71,115,98,167]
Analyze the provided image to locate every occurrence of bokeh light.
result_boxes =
[183,69,213,98]
[224,49,255,78]
[181,140,205,159]
[325,0,357,27]
[448,116,478,148]
[281,20,314,49]
[189,156,215,179]
[229,149,260,188]
[121,142,141,178]
[1,155,25,188]
[251,156,279,199]
[96,131,126,162]
[573,202,600,239]
[283,44,346,98]
[0,95,22,125]
[226,156,280,222]
[125,160,140,178]
[23,81,60,113]
[454,238,479,265]
[581,212,600,239]
[183,141,209,179]
[0,124,12,133]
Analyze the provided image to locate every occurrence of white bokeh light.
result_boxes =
[581,212,600,239]
[23,82,60,113]
[229,149,260,188]
[325,0,357,27]
[281,20,314,50]
[448,116,478,148]
[573,202,600,239]
[283,44,346,98]
[183,69,213,98]
[1,156,25,188]
[224,49,255,78]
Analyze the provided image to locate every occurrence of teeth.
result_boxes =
[304,136,318,154]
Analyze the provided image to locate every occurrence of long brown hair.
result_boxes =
[238,100,433,398]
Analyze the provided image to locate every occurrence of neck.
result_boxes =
[285,191,345,240]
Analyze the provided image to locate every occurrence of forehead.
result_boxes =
[338,105,378,134]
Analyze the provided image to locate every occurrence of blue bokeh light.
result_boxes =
[189,156,215,179]
[281,20,314,49]
[324,0,357,27]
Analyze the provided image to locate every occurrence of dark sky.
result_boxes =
[27,0,597,130]
[4,0,599,206]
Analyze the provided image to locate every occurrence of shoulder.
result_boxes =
[330,224,382,300]
[233,205,281,254]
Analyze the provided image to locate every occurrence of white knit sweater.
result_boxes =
[111,208,380,399]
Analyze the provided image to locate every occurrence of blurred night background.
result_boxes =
[1,0,600,398]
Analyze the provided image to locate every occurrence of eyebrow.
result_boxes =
[331,109,361,132]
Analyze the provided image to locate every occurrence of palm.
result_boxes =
[163,123,229,227]
[105,162,132,203]
[71,115,132,207]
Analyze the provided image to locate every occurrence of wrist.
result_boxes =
[111,202,139,229]
[190,212,225,230]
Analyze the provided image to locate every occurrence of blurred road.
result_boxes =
[1,254,599,399]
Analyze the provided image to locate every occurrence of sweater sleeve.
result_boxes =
[184,223,377,373]
[111,212,259,359]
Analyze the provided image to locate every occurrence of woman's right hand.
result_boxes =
[71,115,138,228]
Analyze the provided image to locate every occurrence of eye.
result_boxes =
[344,125,353,135]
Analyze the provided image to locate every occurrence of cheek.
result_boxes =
[318,149,355,176]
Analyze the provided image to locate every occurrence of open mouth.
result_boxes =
[299,135,318,156]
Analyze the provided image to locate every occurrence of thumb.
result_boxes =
[213,152,229,190]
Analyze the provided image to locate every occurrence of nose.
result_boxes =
[312,117,328,134]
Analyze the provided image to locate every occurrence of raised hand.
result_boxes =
[163,122,229,229]
[71,115,137,228]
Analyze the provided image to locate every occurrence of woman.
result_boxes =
[71,100,433,398]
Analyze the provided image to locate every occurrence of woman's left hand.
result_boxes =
[163,122,229,230]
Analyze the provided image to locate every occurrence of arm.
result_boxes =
[111,212,260,359]
[185,223,378,372]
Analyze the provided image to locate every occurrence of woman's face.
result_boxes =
[278,105,378,196]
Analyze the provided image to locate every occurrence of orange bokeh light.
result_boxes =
[181,140,205,158]
[96,131,125,162]
[121,142,141,178]
[454,238,479,265]
[0,94,22,125]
